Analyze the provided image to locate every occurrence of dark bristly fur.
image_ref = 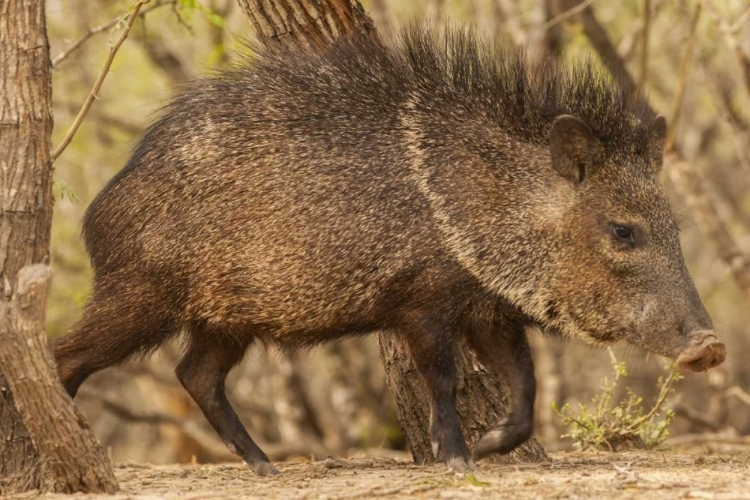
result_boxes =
[55,25,724,476]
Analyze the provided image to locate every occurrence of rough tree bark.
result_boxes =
[0,0,118,494]
[237,0,375,51]
[235,0,547,464]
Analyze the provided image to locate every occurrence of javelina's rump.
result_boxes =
[55,26,726,475]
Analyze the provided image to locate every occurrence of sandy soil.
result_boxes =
[11,452,750,500]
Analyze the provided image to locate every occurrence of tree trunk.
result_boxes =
[379,337,547,463]
[237,0,375,51]
[0,0,118,494]
[235,0,547,465]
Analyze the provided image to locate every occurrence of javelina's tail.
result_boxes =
[54,274,177,397]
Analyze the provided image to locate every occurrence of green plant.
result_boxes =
[178,0,226,27]
[53,179,79,202]
[552,349,683,451]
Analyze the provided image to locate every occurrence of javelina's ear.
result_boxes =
[648,115,667,172]
[549,114,598,185]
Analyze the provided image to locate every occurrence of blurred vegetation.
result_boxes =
[46,0,750,462]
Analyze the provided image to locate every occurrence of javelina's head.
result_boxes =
[395,29,724,371]
[543,114,725,372]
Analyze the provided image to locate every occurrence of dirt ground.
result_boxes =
[12,452,750,500]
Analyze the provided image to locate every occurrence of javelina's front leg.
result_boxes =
[467,321,536,459]
[403,315,474,472]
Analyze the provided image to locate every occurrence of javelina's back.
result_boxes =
[81,34,440,347]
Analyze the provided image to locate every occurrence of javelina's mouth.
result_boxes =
[675,332,727,372]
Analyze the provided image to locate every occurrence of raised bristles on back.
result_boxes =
[230,24,656,158]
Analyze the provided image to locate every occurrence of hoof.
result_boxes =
[446,456,477,473]
[473,418,532,460]
[473,429,505,460]
[252,461,280,476]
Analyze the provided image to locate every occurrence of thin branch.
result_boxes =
[666,3,702,152]
[729,6,750,33]
[542,0,597,31]
[170,0,195,34]
[78,386,325,461]
[666,152,750,301]
[58,101,143,135]
[572,0,638,95]
[723,386,750,407]
[629,369,679,429]
[52,0,151,162]
[703,0,750,100]
[698,60,750,174]
[52,0,175,68]
[80,387,182,426]
[637,0,651,91]
[671,405,720,432]
[714,72,750,130]
[618,0,667,62]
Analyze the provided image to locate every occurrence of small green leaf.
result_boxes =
[465,473,490,487]
[54,180,79,202]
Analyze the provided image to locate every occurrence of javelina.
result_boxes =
[55,26,727,475]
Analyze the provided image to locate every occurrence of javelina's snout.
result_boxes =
[675,330,726,372]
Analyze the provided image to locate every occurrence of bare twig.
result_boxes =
[723,386,750,407]
[78,387,322,461]
[171,1,195,34]
[729,6,750,33]
[666,3,702,152]
[570,0,638,95]
[133,29,192,81]
[703,0,750,99]
[671,405,720,432]
[697,59,750,174]
[666,152,750,301]
[637,0,651,91]
[618,0,666,62]
[52,0,175,68]
[716,80,750,131]
[52,0,151,161]
[629,368,680,430]
[542,0,597,31]
[58,101,142,135]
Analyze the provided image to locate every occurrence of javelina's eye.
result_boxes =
[613,225,634,243]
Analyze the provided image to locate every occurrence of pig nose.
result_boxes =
[675,330,727,372]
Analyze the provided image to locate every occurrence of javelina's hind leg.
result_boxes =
[176,328,278,476]
[55,280,175,398]
[467,321,536,459]
[403,316,474,473]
